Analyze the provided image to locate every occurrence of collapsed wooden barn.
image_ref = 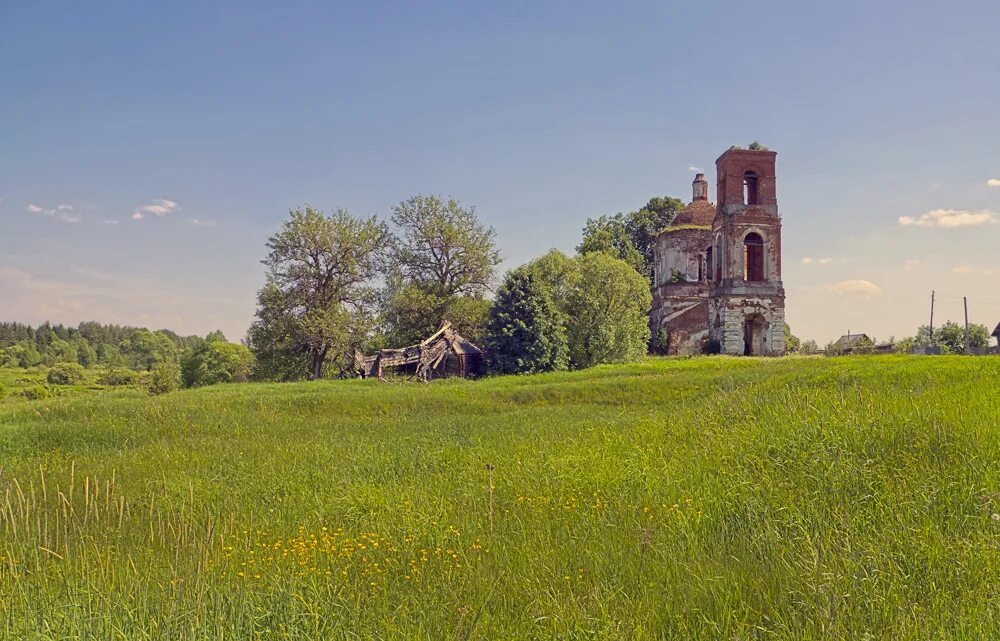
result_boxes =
[362,321,484,381]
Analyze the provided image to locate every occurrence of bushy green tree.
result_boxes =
[148,362,181,395]
[913,321,991,354]
[800,339,819,355]
[182,341,255,387]
[248,207,388,380]
[577,196,684,280]
[46,362,85,385]
[382,195,500,346]
[565,252,651,368]
[784,324,801,353]
[127,330,179,371]
[97,368,138,386]
[522,250,650,369]
[484,268,568,375]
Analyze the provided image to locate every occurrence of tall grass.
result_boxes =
[1,355,999,639]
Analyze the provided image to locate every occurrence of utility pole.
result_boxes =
[964,296,970,355]
[929,290,935,344]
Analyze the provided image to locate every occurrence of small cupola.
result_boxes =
[692,173,709,201]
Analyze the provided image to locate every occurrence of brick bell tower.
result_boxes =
[708,147,785,355]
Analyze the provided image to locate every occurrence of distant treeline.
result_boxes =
[0,321,204,370]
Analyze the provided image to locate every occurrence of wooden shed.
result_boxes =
[366,322,484,381]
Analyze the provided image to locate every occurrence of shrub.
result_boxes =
[484,268,568,375]
[98,368,138,386]
[47,363,85,385]
[148,362,181,395]
[181,342,255,387]
[21,385,50,401]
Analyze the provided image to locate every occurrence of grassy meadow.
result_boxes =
[1,355,999,639]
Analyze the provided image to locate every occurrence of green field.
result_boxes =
[2,356,999,639]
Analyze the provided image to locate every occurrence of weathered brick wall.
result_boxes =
[651,227,713,355]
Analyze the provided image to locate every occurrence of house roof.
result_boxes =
[833,333,873,348]
[669,200,717,227]
[992,322,1000,337]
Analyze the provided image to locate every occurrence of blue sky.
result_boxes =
[2,0,999,344]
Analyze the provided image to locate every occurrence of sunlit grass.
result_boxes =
[1,355,999,639]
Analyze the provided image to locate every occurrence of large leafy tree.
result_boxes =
[484,267,568,375]
[577,196,684,279]
[383,195,501,345]
[913,321,991,354]
[565,252,651,368]
[248,207,388,380]
[181,340,255,387]
[522,250,650,369]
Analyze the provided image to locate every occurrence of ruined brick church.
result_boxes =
[650,147,785,355]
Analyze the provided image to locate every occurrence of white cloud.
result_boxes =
[688,165,704,172]
[801,257,813,264]
[898,208,998,228]
[903,259,920,271]
[101,219,121,225]
[952,266,995,276]
[26,203,80,223]
[132,198,180,220]
[987,178,1000,187]
[801,257,833,265]
[829,279,883,299]
[189,218,217,227]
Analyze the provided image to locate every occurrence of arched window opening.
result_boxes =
[743,171,759,206]
[743,232,765,281]
[714,240,723,281]
[697,254,703,281]
[705,247,713,282]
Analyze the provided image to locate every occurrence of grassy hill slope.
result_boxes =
[2,356,999,639]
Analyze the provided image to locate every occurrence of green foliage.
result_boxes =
[20,385,50,401]
[565,253,651,368]
[912,321,991,354]
[800,339,819,355]
[382,195,500,346]
[484,268,568,375]
[577,196,684,281]
[747,140,769,151]
[0,357,997,638]
[126,330,179,371]
[46,362,85,385]
[0,384,6,400]
[522,251,650,369]
[97,368,138,386]
[783,323,801,353]
[248,206,389,380]
[182,341,255,387]
[148,362,181,395]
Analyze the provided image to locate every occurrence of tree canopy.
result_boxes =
[382,195,501,345]
[248,207,389,380]
[484,267,568,375]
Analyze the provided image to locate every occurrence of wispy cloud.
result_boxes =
[101,219,121,225]
[687,165,704,172]
[26,203,81,223]
[898,208,998,228]
[829,279,882,299]
[987,178,1000,187]
[132,198,180,220]
[902,259,920,271]
[952,265,995,276]
[189,218,217,227]
[802,257,833,265]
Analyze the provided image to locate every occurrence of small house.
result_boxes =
[832,333,875,354]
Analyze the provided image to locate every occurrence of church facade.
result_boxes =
[650,147,785,356]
